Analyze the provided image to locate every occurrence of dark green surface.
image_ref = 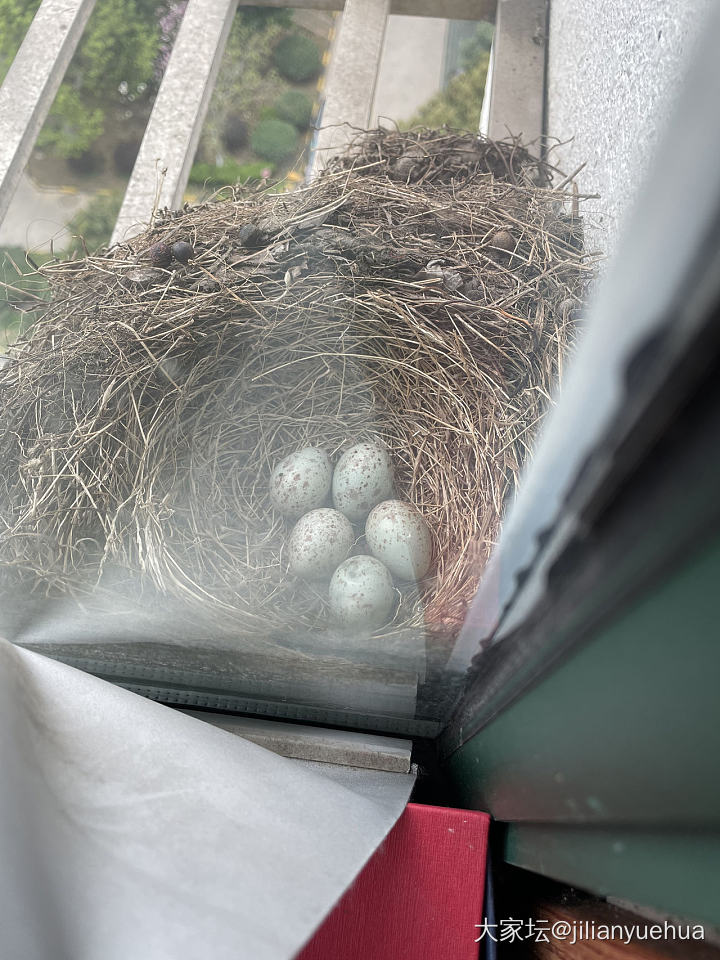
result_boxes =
[505,825,720,927]
[445,534,720,921]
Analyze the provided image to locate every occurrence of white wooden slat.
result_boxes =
[310,0,390,175]
[0,0,98,226]
[111,0,237,245]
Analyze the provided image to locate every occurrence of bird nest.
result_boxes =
[0,130,592,652]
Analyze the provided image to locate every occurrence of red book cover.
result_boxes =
[298,803,490,960]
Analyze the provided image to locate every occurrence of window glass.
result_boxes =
[0,6,599,736]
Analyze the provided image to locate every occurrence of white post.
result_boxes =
[310,0,390,176]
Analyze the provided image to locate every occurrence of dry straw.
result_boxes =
[0,130,593,647]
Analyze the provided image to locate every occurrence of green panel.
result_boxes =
[444,535,720,921]
[446,536,720,824]
[505,825,720,928]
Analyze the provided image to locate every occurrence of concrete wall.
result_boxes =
[547,0,713,258]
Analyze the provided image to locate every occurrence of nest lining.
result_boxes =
[0,130,593,646]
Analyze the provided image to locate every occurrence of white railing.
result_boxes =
[0,0,527,246]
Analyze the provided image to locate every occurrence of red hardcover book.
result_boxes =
[297,803,490,960]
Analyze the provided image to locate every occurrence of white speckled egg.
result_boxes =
[332,441,394,522]
[270,447,332,518]
[329,555,396,630]
[365,499,433,581]
[287,508,354,579]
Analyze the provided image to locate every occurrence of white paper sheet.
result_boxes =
[0,639,414,960]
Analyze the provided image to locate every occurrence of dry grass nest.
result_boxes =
[0,129,594,648]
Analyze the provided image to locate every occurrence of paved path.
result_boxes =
[0,172,89,253]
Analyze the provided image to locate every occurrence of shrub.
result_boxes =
[258,105,277,122]
[274,90,313,130]
[188,160,272,188]
[67,192,123,254]
[458,21,494,71]
[66,148,105,176]
[221,113,249,152]
[272,33,321,83]
[405,55,490,131]
[113,139,141,175]
[251,119,298,165]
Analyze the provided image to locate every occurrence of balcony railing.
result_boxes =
[0,0,548,246]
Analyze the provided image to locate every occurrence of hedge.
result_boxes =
[250,119,298,165]
[273,33,322,83]
[274,90,313,130]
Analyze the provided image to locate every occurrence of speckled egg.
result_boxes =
[329,555,396,630]
[270,447,332,518]
[365,499,433,581]
[332,441,394,522]
[286,508,354,579]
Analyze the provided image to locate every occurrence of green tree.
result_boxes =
[273,33,321,83]
[37,86,105,159]
[198,11,288,163]
[458,21,493,71]
[0,0,159,158]
[274,89,313,130]
[0,0,37,76]
[405,54,490,131]
[78,0,158,92]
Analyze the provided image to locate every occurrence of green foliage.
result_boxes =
[37,86,105,159]
[79,0,158,92]
[0,0,159,159]
[188,160,272,188]
[0,246,50,347]
[273,33,321,83]
[458,21,493,71]
[405,54,490,132]
[67,148,105,175]
[273,89,313,130]
[251,119,298,165]
[67,192,123,255]
[221,113,249,152]
[0,0,38,77]
[236,6,292,29]
[199,12,288,162]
